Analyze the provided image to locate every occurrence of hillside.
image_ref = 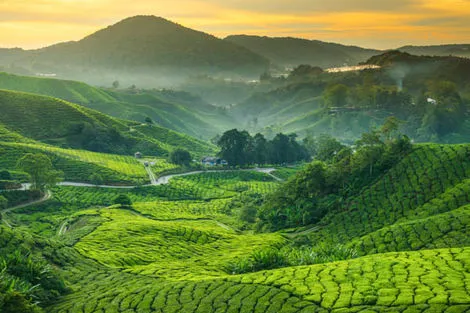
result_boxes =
[1,143,468,312]
[230,51,470,142]
[0,72,236,139]
[0,89,215,156]
[225,35,381,69]
[1,16,269,84]
[399,44,470,58]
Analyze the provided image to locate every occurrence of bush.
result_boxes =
[169,148,192,166]
[113,194,132,206]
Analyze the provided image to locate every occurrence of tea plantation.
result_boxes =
[1,144,469,312]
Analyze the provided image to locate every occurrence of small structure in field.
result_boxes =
[201,157,228,166]
[134,152,142,159]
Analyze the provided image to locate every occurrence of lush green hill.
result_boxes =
[225,35,381,69]
[270,144,470,255]
[0,89,215,156]
[0,72,236,139]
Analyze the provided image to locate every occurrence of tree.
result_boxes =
[89,173,104,186]
[112,80,120,89]
[217,129,252,166]
[380,116,403,142]
[323,84,349,107]
[144,117,153,124]
[315,134,345,162]
[252,133,268,165]
[169,149,192,166]
[0,195,7,210]
[239,206,258,223]
[113,194,132,207]
[16,153,62,192]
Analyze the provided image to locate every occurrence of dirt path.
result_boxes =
[1,191,52,228]
[283,226,321,238]
[58,220,68,236]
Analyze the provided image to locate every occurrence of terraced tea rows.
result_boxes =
[0,141,149,184]
[308,144,470,250]
[48,246,470,313]
[4,144,470,313]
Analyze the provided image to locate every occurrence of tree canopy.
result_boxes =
[16,153,62,192]
[217,129,309,166]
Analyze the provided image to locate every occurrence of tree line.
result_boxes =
[217,129,309,166]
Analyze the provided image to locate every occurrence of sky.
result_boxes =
[1,0,470,49]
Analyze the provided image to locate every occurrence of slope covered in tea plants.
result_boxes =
[301,144,470,255]
[3,144,470,313]
[0,89,215,156]
[0,72,236,139]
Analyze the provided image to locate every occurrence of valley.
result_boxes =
[0,13,469,313]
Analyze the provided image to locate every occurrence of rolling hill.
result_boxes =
[225,35,381,69]
[230,51,470,142]
[399,44,470,58]
[0,89,215,156]
[0,72,236,139]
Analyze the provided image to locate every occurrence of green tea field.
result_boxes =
[1,144,469,312]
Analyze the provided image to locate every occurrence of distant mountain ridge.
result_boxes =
[225,35,381,69]
[399,44,470,58]
[0,16,270,84]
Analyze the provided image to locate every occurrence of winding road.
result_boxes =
[1,191,52,228]
[17,167,282,190]
[2,168,283,228]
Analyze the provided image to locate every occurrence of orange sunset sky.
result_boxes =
[1,0,470,49]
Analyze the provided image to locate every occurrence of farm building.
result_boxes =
[201,157,228,166]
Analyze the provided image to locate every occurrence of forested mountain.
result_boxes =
[231,51,470,143]
[0,16,269,85]
[225,35,381,69]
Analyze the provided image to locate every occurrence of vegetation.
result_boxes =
[217,129,309,166]
[169,148,192,166]
[259,121,413,230]
[1,37,470,313]
[17,153,62,192]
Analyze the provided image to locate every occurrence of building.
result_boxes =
[201,157,228,166]
[134,152,142,159]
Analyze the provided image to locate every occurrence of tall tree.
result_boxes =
[16,153,62,192]
[217,129,252,166]
[252,133,268,165]
[169,148,192,166]
[323,84,349,107]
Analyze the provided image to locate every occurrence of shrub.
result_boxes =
[113,194,132,207]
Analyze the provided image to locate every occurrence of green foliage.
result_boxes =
[0,195,7,209]
[16,153,62,191]
[229,243,358,274]
[169,148,192,166]
[323,84,349,107]
[217,129,308,166]
[0,170,12,180]
[113,194,132,206]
